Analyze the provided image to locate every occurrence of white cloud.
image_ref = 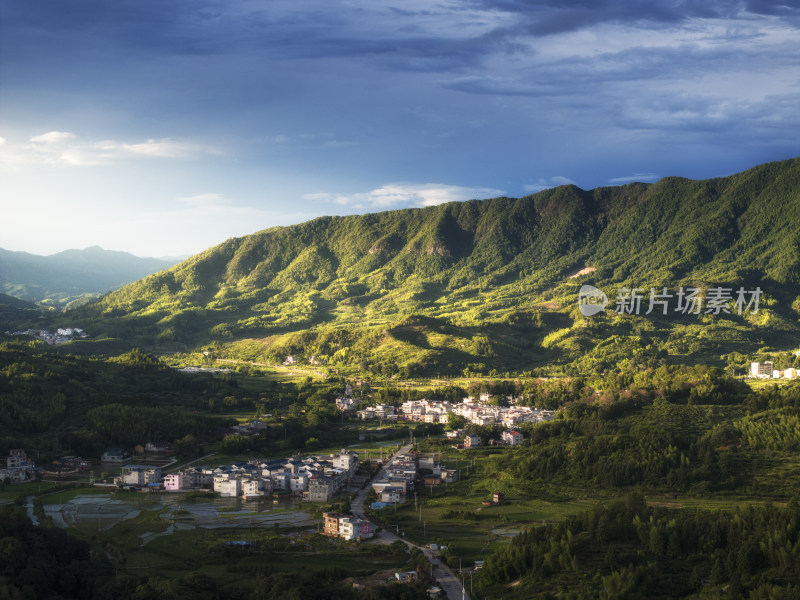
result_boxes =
[523,176,577,193]
[30,131,76,144]
[176,193,233,207]
[306,182,504,209]
[0,137,6,146]
[121,139,220,158]
[0,131,222,169]
[608,173,660,184]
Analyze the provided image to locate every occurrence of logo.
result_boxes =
[578,285,608,316]
[576,285,762,317]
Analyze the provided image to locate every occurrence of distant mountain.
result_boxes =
[69,158,800,374]
[0,246,179,307]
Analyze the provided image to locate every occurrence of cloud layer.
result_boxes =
[306,183,505,209]
[0,132,221,169]
[2,0,799,255]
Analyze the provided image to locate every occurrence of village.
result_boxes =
[2,327,88,345]
[750,360,800,379]
[346,393,556,427]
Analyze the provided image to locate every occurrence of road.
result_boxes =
[351,444,471,600]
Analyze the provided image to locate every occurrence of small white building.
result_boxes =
[101,448,126,462]
[117,466,162,487]
[502,430,524,446]
[381,486,404,503]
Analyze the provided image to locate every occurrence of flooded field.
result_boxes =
[43,491,317,533]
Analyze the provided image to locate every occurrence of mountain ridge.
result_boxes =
[0,246,180,308]
[60,157,800,374]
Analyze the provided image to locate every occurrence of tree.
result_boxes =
[446,413,467,430]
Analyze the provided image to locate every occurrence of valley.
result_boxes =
[2,159,800,598]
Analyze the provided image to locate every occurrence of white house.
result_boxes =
[502,430,524,446]
[117,465,161,487]
[338,517,373,541]
[214,475,241,497]
[381,486,404,503]
[101,448,126,462]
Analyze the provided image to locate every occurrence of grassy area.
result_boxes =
[0,480,62,503]
[39,484,106,505]
[96,520,412,596]
[746,378,792,391]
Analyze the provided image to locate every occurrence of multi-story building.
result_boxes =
[323,512,343,537]
[308,476,335,502]
[751,361,774,378]
[465,434,481,448]
[6,449,28,469]
[338,517,373,541]
[380,486,405,503]
[214,474,241,497]
[241,478,263,498]
[117,465,162,487]
[183,466,215,489]
[163,473,183,491]
[290,473,309,493]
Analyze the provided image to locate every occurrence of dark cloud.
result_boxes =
[746,0,800,17]
[467,0,799,36]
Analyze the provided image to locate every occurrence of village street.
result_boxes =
[350,444,471,600]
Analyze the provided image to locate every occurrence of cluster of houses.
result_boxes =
[40,455,90,478]
[371,454,458,505]
[282,355,326,366]
[353,395,555,427]
[322,511,374,541]
[0,449,35,483]
[445,428,524,449]
[750,361,800,380]
[116,450,361,502]
[3,327,87,345]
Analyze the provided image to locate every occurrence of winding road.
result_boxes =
[350,444,471,600]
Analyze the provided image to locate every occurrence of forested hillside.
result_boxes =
[59,158,800,374]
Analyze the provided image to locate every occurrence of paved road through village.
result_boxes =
[351,444,471,600]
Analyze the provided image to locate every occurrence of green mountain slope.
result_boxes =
[0,246,179,307]
[68,158,800,374]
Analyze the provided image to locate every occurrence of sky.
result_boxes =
[1,0,799,258]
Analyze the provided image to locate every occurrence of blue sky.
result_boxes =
[1,0,798,257]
